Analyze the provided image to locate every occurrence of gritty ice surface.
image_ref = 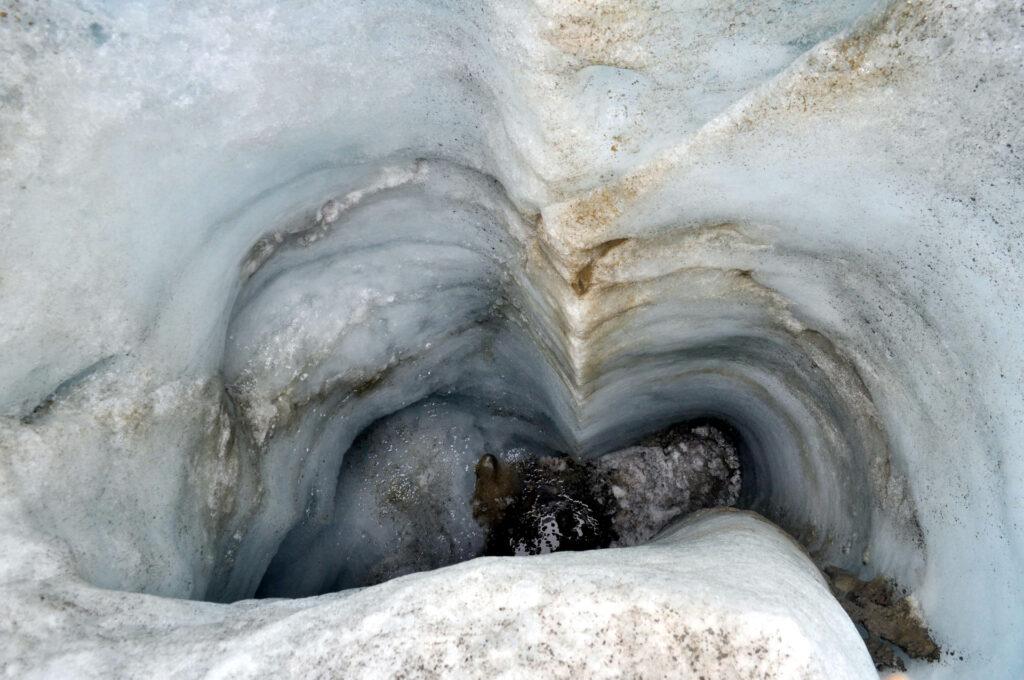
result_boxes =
[1,511,876,679]
[0,0,1022,677]
[599,424,742,547]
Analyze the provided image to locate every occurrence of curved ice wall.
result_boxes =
[0,0,1021,676]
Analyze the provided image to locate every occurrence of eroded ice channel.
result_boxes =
[0,0,1022,678]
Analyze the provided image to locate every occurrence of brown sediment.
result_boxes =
[729,0,935,131]
[351,371,388,396]
[824,565,941,671]
[472,453,521,529]
[571,237,629,296]
[539,0,656,70]
[563,173,645,235]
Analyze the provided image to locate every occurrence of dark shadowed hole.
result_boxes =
[254,407,748,598]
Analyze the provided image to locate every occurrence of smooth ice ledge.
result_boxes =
[0,511,875,679]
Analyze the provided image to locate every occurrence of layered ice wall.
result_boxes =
[0,0,1021,677]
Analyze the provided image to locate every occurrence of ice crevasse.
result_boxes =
[0,0,1021,678]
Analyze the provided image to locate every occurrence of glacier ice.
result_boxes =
[1,0,1022,677]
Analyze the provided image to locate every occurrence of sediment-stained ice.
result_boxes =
[0,0,1021,677]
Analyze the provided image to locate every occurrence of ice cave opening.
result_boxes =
[1,1,1021,678]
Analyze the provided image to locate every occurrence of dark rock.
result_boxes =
[472,423,742,556]
[824,565,941,670]
[473,454,617,556]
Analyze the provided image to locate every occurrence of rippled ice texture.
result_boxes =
[0,0,1022,677]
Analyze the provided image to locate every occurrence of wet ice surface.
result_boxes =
[1,0,1022,677]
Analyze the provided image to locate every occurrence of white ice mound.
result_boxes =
[1,510,875,679]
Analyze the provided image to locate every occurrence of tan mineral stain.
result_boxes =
[538,0,657,69]
[731,0,933,129]
[571,237,628,296]
[540,0,940,260]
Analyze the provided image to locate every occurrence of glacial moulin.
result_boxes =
[0,0,1021,678]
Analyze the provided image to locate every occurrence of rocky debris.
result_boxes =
[472,428,939,675]
[473,454,617,556]
[824,565,941,671]
[596,424,742,546]
[472,424,741,555]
